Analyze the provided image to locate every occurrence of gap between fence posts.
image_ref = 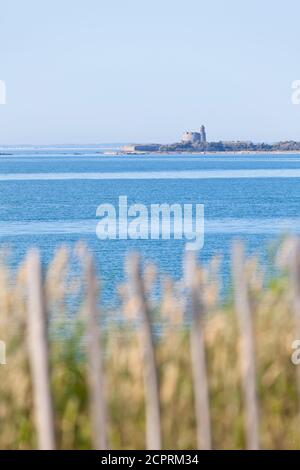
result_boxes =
[232,242,260,450]
[184,251,212,450]
[126,253,162,450]
[85,252,108,450]
[26,249,56,450]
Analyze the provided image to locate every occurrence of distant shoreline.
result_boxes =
[121,149,300,156]
[163,150,300,156]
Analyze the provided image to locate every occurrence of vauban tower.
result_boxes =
[181,125,207,144]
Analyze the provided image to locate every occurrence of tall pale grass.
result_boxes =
[0,242,299,449]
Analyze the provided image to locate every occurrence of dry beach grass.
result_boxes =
[0,240,299,449]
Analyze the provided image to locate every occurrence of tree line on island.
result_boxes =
[159,140,300,152]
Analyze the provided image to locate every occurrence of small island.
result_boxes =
[122,125,300,154]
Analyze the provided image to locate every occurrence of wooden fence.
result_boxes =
[16,238,300,449]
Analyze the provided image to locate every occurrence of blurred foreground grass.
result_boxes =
[0,244,299,450]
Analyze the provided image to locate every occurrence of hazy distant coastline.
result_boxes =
[157,149,300,156]
[122,125,300,155]
[121,145,300,157]
[159,141,300,154]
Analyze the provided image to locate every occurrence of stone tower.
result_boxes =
[200,125,207,143]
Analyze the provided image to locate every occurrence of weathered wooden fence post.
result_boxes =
[232,242,260,450]
[185,251,212,450]
[127,254,162,450]
[288,237,300,418]
[85,252,108,450]
[26,249,56,450]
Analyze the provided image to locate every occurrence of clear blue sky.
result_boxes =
[0,0,300,144]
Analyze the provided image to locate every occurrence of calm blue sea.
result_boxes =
[1,146,300,301]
